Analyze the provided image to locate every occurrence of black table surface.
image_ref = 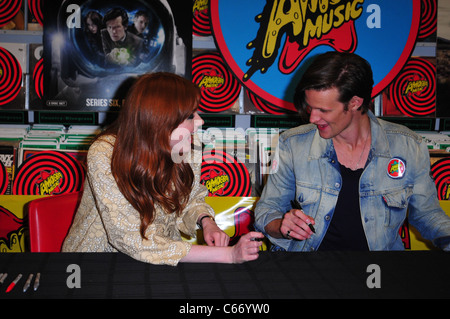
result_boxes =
[0,251,449,300]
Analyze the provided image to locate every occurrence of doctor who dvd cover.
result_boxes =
[38,0,191,111]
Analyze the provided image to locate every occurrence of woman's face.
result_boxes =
[86,17,98,34]
[170,111,204,159]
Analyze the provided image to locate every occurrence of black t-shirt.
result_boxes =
[318,164,369,251]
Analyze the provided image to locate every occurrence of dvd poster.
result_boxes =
[40,0,191,111]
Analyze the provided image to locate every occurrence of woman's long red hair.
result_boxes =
[99,72,200,239]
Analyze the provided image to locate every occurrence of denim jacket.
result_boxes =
[255,111,450,251]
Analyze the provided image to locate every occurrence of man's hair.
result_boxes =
[103,7,129,27]
[294,51,374,117]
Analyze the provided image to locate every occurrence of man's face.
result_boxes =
[134,16,149,34]
[305,87,354,140]
[106,16,126,42]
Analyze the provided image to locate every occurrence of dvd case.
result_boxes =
[40,0,191,111]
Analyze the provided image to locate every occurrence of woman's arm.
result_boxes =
[180,232,264,264]
[197,214,230,246]
[178,154,231,247]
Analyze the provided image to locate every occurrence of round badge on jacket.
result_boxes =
[387,158,406,179]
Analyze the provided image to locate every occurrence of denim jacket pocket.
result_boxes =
[295,183,321,215]
[382,186,413,228]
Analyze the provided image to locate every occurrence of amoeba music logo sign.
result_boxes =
[210,0,421,113]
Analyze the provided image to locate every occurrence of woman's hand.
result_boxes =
[229,232,264,264]
[201,216,230,247]
[180,231,264,264]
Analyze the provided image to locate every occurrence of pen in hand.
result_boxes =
[290,199,316,233]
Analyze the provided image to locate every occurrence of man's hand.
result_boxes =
[265,209,315,240]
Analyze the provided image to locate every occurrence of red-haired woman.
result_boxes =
[62,72,263,265]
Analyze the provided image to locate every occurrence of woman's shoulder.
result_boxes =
[91,134,116,148]
[88,134,116,158]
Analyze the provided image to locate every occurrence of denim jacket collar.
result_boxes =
[308,111,392,163]
[367,111,391,160]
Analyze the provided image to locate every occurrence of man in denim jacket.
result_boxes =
[255,52,450,251]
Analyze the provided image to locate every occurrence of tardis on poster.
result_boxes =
[41,0,191,111]
[210,0,421,113]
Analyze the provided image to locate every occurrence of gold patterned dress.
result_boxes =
[62,134,214,265]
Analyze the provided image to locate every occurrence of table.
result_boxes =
[0,251,449,301]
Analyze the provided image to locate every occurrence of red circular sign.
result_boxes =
[13,151,85,195]
[0,161,8,195]
[192,52,241,113]
[388,57,436,117]
[201,149,251,196]
[0,0,22,27]
[28,0,43,26]
[33,58,44,99]
[193,0,211,36]
[0,47,22,105]
[431,157,450,201]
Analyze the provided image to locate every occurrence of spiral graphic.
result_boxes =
[247,90,282,114]
[0,161,7,195]
[201,149,251,196]
[388,57,435,117]
[431,157,450,201]
[192,52,241,113]
[418,0,436,40]
[12,151,85,195]
[32,58,44,99]
[28,0,43,26]
[0,0,22,27]
[246,90,297,115]
[0,47,22,106]
[193,0,211,36]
